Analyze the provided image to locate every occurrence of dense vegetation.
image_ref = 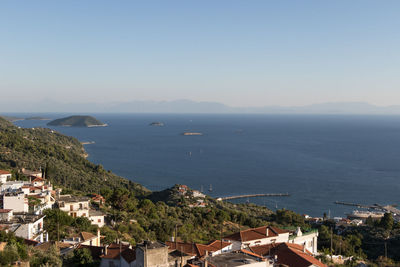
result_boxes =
[47,115,105,127]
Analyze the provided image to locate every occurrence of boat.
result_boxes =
[182,132,203,136]
[208,184,213,192]
[149,122,164,126]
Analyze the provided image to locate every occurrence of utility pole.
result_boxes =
[330,228,333,260]
[384,241,387,259]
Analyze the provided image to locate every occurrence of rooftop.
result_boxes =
[57,194,90,203]
[224,226,289,242]
[0,170,11,175]
[208,251,263,267]
[137,240,167,250]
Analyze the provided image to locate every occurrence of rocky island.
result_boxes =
[47,115,107,127]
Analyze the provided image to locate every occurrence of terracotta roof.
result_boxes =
[224,226,289,242]
[196,240,231,257]
[80,232,97,241]
[165,241,198,256]
[0,209,12,213]
[240,249,265,260]
[271,243,327,267]
[0,170,11,175]
[249,243,281,256]
[101,244,135,262]
[32,177,45,182]
[121,248,136,263]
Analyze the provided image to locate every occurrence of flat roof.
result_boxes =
[208,252,261,267]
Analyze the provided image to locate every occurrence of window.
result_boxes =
[98,219,101,222]
[70,205,73,211]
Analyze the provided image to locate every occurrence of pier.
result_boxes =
[217,193,290,201]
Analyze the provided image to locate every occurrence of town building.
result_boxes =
[135,241,169,267]
[100,243,136,267]
[0,170,11,184]
[56,194,106,227]
[62,230,101,246]
[223,226,290,250]
[1,191,29,213]
[0,213,47,242]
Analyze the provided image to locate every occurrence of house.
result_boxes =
[1,191,29,213]
[223,226,290,250]
[57,195,90,218]
[0,209,13,221]
[21,169,42,178]
[1,213,48,243]
[100,243,136,267]
[62,230,101,246]
[91,194,106,206]
[135,241,169,267]
[31,177,46,187]
[89,209,106,227]
[0,170,11,184]
[269,243,326,267]
[56,194,105,227]
[1,181,26,193]
[289,227,319,255]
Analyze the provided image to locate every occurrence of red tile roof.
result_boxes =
[32,177,45,182]
[249,243,280,256]
[101,244,135,263]
[271,243,327,267]
[224,226,289,242]
[165,241,198,256]
[0,170,11,175]
[0,209,12,213]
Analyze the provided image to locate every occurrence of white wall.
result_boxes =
[3,193,28,213]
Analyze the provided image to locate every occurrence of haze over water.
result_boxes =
[14,114,400,217]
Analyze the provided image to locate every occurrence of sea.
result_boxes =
[8,113,400,218]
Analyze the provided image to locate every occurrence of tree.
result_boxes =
[380,213,394,230]
[73,248,94,266]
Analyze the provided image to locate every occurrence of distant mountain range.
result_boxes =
[3,99,400,114]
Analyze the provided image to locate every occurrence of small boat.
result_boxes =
[208,184,213,192]
[149,122,164,126]
[182,132,203,136]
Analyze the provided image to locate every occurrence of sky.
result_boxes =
[1,1,400,107]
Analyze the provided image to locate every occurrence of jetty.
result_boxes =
[217,193,290,201]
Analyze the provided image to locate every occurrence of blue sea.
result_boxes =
[10,113,400,217]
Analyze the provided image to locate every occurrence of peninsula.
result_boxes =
[47,115,107,127]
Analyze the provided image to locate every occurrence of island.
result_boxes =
[47,115,107,127]
[149,122,164,126]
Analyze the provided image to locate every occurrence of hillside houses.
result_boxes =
[56,194,106,227]
[0,169,106,242]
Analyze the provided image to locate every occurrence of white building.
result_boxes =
[2,191,29,213]
[89,209,106,228]
[289,227,319,255]
[1,181,26,193]
[62,230,101,246]
[57,195,90,218]
[0,170,11,184]
[57,195,105,227]
[1,214,48,243]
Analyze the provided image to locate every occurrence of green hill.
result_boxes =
[0,117,145,195]
[47,115,106,127]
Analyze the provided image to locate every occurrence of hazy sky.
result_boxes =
[1,1,400,107]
